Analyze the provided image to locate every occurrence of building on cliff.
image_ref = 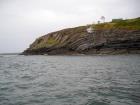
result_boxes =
[112,18,123,22]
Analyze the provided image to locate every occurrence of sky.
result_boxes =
[0,0,139,53]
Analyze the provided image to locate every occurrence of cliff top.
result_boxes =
[92,17,140,30]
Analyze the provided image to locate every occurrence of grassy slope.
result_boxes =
[93,17,140,30]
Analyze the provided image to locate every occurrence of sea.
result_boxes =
[0,54,140,105]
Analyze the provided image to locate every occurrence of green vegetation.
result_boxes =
[92,17,140,30]
[114,17,140,30]
[47,37,59,45]
[112,18,123,22]
[93,23,115,30]
[58,26,87,37]
[32,37,59,50]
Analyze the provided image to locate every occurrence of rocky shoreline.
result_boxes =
[23,18,140,55]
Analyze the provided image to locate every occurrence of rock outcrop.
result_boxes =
[23,18,140,55]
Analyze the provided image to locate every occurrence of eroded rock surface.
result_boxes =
[23,18,140,55]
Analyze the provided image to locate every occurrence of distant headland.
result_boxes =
[22,17,140,55]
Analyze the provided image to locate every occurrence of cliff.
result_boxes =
[23,17,140,55]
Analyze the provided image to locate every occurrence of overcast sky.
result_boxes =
[0,0,139,53]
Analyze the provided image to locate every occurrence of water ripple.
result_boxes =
[0,55,140,105]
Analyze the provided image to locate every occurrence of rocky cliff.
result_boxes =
[23,18,140,55]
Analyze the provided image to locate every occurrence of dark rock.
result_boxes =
[22,20,140,55]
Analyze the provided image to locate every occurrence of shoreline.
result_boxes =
[22,49,140,56]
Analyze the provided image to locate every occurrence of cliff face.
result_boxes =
[23,18,140,55]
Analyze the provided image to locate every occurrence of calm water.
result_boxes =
[0,55,140,105]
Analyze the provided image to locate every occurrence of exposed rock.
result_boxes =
[23,18,140,55]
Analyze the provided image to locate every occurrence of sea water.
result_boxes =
[0,55,140,105]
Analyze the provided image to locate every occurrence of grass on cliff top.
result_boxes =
[93,17,140,30]
[54,26,87,37]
